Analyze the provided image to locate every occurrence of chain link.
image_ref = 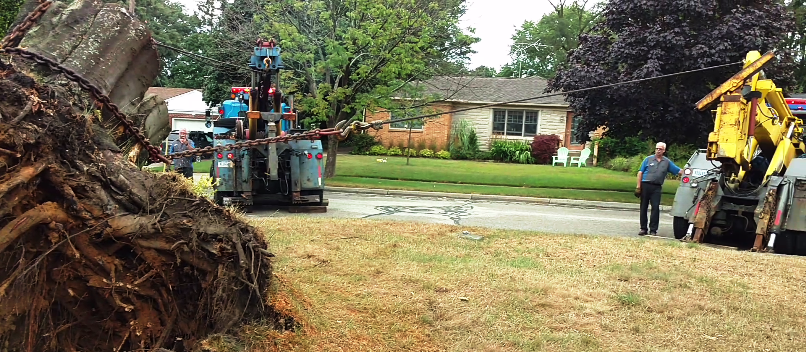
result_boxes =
[1,1,53,49]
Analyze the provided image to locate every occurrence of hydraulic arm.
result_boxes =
[695,51,805,190]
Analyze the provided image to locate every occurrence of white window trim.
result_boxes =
[490,108,541,139]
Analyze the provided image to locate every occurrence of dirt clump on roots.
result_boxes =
[0,61,293,350]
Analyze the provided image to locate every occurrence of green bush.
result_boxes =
[597,136,652,163]
[387,146,403,156]
[418,149,434,158]
[436,150,451,159]
[605,155,645,174]
[368,145,388,155]
[449,120,481,160]
[404,148,417,157]
[665,143,697,166]
[489,140,534,164]
[346,133,379,155]
[473,151,492,160]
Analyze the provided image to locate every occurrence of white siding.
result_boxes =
[452,104,493,150]
[173,118,211,133]
[451,104,568,151]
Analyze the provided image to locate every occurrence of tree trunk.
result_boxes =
[325,135,338,178]
[0,58,292,352]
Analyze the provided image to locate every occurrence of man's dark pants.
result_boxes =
[640,182,663,233]
[176,167,193,179]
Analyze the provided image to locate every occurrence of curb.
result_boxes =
[324,186,673,212]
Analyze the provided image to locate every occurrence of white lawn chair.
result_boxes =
[552,147,569,167]
[569,148,591,167]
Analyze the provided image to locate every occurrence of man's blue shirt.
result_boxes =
[639,155,681,183]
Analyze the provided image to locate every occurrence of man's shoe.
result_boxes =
[638,230,647,236]
[649,232,657,236]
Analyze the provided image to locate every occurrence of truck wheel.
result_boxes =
[673,217,688,239]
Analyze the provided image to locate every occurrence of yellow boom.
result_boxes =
[695,51,805,188]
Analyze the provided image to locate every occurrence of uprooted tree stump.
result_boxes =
[0,59,292,351]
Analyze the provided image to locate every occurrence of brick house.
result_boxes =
[364,76,589,153]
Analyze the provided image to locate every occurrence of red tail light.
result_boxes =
[306,153,313,159]
[218,109,224,115]
[316,153,323,159]
[227,153,234,160]
[774,210,783,226]
[682,177,690,183]
[217,153,223,159]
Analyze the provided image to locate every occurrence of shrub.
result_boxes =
[387,146,403,156]
[530,134,562,164]
[436,150,451,159]
[665,143,697,166]
[404,148,417,157]
[473,151,492,160]
[490,140,534,164]
[605,155,645,173]
[368,145,388,155]
[419,149,434,158]
[347,133,379,155]
[596,136,650,163]
[449,120,480,160]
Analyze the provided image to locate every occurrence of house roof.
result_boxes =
[146,87,198,101]
[412,76,567,106]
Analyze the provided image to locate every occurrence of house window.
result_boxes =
[390,110,424,130]
[571,115,581,144]
[493,109,538,137]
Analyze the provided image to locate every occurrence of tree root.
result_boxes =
[0,51,292,351]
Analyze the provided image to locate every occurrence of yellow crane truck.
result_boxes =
[671,50,806,255]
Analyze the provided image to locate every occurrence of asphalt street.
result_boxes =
[248,191,675,238]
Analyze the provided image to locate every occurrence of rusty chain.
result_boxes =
[0,0,53,49]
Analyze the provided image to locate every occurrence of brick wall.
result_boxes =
[365,104,453,151]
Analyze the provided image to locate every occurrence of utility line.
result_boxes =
[151,38,743,128]
[374,61,744,126]
[151,39,260,73]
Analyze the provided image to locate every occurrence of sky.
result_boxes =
[172,0,565,70]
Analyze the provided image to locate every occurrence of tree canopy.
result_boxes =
[262,0,478,177]
[0,0,23,36]
[548,0,796,145]
[498,0,600,79]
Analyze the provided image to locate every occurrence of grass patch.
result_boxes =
[328,176,675,205]
[145,159,212,173]
[335,155,678,194]
[224,218,806,352]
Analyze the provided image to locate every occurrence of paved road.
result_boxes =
[249,192,675,238]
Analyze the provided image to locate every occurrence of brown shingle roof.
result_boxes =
[412,76,567,106]
[146,87,197,101]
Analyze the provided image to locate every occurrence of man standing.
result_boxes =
[169,129,195,178]
[636,142,683,236]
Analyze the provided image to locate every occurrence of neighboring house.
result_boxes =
[146,87,218,133]
[364,76,591,153]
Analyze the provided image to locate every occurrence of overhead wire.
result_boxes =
[151,40,743,129]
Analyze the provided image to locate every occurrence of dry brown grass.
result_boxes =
[231,218,806,352]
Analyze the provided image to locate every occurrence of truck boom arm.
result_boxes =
[695,51,805,188]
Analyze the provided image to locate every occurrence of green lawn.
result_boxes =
[327,176,670,204]
[149,155,681,205]
[333,155,678,194]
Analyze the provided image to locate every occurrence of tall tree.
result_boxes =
[198,0,266,105]
[263,0,477,177]
[547,0,796,145]
[499,0,600,78]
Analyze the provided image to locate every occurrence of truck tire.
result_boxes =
[673,217,688,239]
